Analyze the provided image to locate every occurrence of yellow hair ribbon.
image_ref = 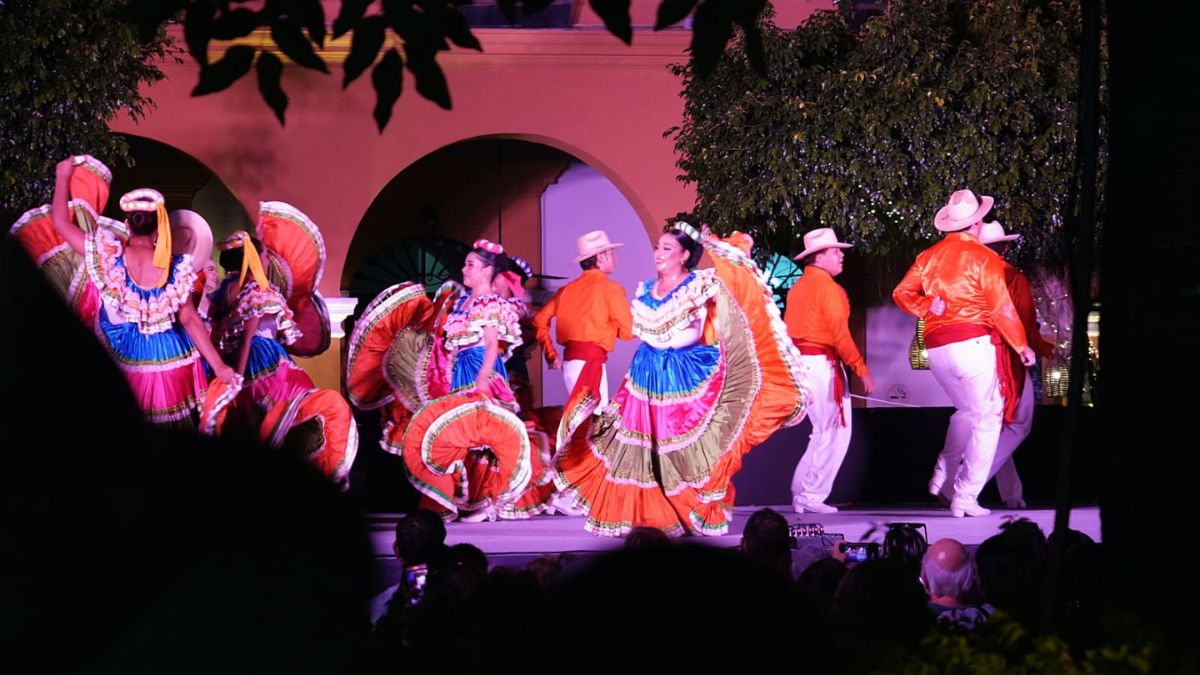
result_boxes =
[237,234,271,292]
[152,202,172,288]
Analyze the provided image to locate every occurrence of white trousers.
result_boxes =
[937,371,1033,503]
[791,355,852,505]
[563,359,609,408]
[926,336,1003,508]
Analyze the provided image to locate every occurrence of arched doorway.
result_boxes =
[344,139,575,296]
[345,138,655,405]
[109,134,252,256]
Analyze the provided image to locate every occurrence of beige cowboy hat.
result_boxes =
[572,229,624,263]
[169,209,214,263]
[978,220,1021,244]
[793,228,853,262]
[934,189,994,232]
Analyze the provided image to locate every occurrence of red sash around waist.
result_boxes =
[793,339,846,427]
[563,341,607,402]
[925,323,1019,424]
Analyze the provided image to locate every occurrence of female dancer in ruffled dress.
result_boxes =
[201,210,357,489]
[347,240,534,522]
[48,157,237,428]
[211,231,314,416]
[409,241,534,521]
[554,223,809,536]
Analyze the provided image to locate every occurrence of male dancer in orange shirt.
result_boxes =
[533,230,633,408]
[785,228,874,514]
[893,190,1035,517]
[928,221,1058,508]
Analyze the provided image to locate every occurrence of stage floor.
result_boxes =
[365,503,1101,568]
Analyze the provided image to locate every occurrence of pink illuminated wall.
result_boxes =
[110,30,700,297]
[108,3,827,297]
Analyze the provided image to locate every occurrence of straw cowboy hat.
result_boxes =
[572,229,623,262]
[793,228,853,262]
[169,209,214,263]
[934,189,994,232]
[978,220,1021,244]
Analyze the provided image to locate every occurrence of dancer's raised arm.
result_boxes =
[50,157,86,254]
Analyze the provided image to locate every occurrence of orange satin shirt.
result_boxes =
[784,266,870,378]
[1005,264,1056,357]
[892,232,1028,352]
[533,269,633,362]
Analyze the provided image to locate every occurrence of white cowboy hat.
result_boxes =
[572,229,624,263]
[169,209,214,263]
[934,189,994,232]
[793,228,853,262]
[978,220,1020,244]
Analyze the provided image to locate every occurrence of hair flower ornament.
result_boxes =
[473,239,505,255]
[672,221,701,243]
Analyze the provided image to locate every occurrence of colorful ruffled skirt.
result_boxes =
[239,335,316,412]
[10,204,107,330]
[260,388,359,490]
[554,233,810,536]
[408,346,552,518]
[98,309,208,429]
[345,282,544,518]
[400,393,533,518]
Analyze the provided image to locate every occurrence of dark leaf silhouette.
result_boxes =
[372,48,405,131]
[256,51,289,124]
[731,0,767,76]
[589,0,633,45]
[405,42,452,110]
[433,5,483,51]
[741,21,766,75]
[184,0,216,65]
[118,0,187,43]
[213,8,262,40]
[691,0,734,78]
[524,0,556,13]
[332,0,371,39]
[270,16,329,73]
[191,45,256,95]
[344,16,386,88]
[655,0,698,30]
[387,3,449,51]
[294,0,327,49]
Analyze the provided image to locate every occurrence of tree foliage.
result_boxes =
[671,0,1107,265]
[117,0,769,132]
[0,0,173,217]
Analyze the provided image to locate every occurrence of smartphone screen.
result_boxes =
[846,544,867,563]
[841,542,879,563]
[404,563,428,605]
